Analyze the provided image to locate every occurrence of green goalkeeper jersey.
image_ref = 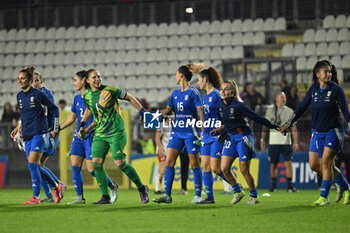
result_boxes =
[83,85,125,137]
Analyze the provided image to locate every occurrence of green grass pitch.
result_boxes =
[0,188,349,233]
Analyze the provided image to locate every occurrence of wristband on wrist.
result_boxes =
[80,121,86,128]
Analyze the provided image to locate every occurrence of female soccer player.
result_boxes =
[78,69,149,204]
[281,60,350,205]
[212,81,279,204]
[195,66,229,204]
[32,71,65,202]
[10,66,60,204]
[59,70,118,204]
[153,65,204,204]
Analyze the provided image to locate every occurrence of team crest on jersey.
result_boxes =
[230,108,234,114]
[175,96,177,99]
[185,95,188,101]
[101,95,105,101]
[30,97,34,102]
[327,91,332,97]
[209,97,212,102]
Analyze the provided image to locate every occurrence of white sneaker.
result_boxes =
[230,191,246,204]
[109,182,119,203]
[68,197,86,204]
[191,195,202,204]
[247,197,260,204]
[177,189,188,195]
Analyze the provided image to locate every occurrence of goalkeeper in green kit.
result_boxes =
[78,69,149,204]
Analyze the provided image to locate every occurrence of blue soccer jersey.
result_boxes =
[41,87,54,103]
[17,87,59,138]
[71,94,94,138]
[167,86,202,139]
[202,88,221,143]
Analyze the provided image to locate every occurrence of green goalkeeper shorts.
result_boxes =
[91,133,127,160]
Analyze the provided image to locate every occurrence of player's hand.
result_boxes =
[10,125,21,139]
[138,108,146,121]
[210,128,221,136]
[279,124,289,134]
[78,127,86,139]
[293,142,299,151]
[260,139,266,150]
[49,130,58,138]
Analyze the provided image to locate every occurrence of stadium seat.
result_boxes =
[125,37,137,50]
[64,39,75,52]
[5,42,16,53]
[341,55,350,69]
[330,55,341,68]
[168,48,179,61]
[188,35,200,47]
[167,22,179,35]
[315,29,326,42]
[113,63,125,77]
[4,54,14,66]
[337,28,349,41]
[168,35,179,48]
[0,29,7,41]
[282,44,293,57]
[305,43,316,56]
[327,42,339,55]
[34,40,45,53]
[147,49,158,62]
[116,38,127,50]
[56,27,66,39]
[75,26,86,39]
[296,56,307,71]
[135,49,147,62]
[94,38,106,51]
[64,52,75,65]
[188,47,200,61]
[335,15,346,28]
[63,64,75,78]
[3,67,14,79]
[199,21,210,34]
[146,37,157,49]
[178,47,188,61]
[323,15,335,28]
[104,51,116,64]
[303,29,315,42]
[85,25,97,38]
[254,32,265,45]
[233,46,244,58]
[221,20,232,33]
[105,38,117,50]
[0,55,4,66]
[26,28,36,40]
[243,32,254,45]
[294,43,305,57]
[232,33,243,46]
[156,36,168,49]
[74,39,85,52]
[54,52,65,65]
[242,19,253,32]
[45,28,56,40]
[43,53,55,65]
[210,34,221,47]
[115,50,126,63]
[178,35,190,48]
[211,47,222,60]
[34,54,45,65]
[73,51,84,65]
[17,28,27,41]
[65,26,76,39]
[275,18,286,31]
[253,19,264,31]
[232,19,242,32]
[34,27,45,40]
[264,18,275,31]
[106,25,117,37]
[15,41,26,53]
[44,40,55,53]
[96,25,106,37]
[14,54,25,66]
[85,38,96,51]
[55,40,65,52]
[157,62,168,75]
[136,37,146,49]
[316,42,327,56]
[147,24,158,37]
[209,20,221,34]
[116,24,127,38]
[306,56,318,70]
[326,29,337,41]
[339,42,350,55]
[126,24,137,37]
[157,23,168,36]
[221,33,233,46]
[6,29,17,41]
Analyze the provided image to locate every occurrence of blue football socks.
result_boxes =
[203,171,214,200]
[320,180,332,198]
[72,166,83,196]
[28,163,41,198]
[164,166,175,196]
[192,167,202,197]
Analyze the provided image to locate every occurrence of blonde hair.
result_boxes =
[187,63,206,74]
[20,66,36,80]
[224,80,242,102]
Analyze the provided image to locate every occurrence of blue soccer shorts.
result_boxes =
[200,139,223,158]
[24,134,46,157]
[43,133,60,156]
[221,132,255,161]
[69,135,93,160]
[167,135,200,154]
[309,128,343,158]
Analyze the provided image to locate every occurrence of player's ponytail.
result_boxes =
[200,67,223,89]
[20,66,36,80]
[188,63,206,74]
[76,70,89,89]
[178,65,193,82]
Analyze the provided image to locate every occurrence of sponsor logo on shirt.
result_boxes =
[185,95,188,101]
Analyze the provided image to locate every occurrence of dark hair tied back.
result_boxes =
[20,66,36,80]
[178,65,193,82]
[76,70,90,89]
